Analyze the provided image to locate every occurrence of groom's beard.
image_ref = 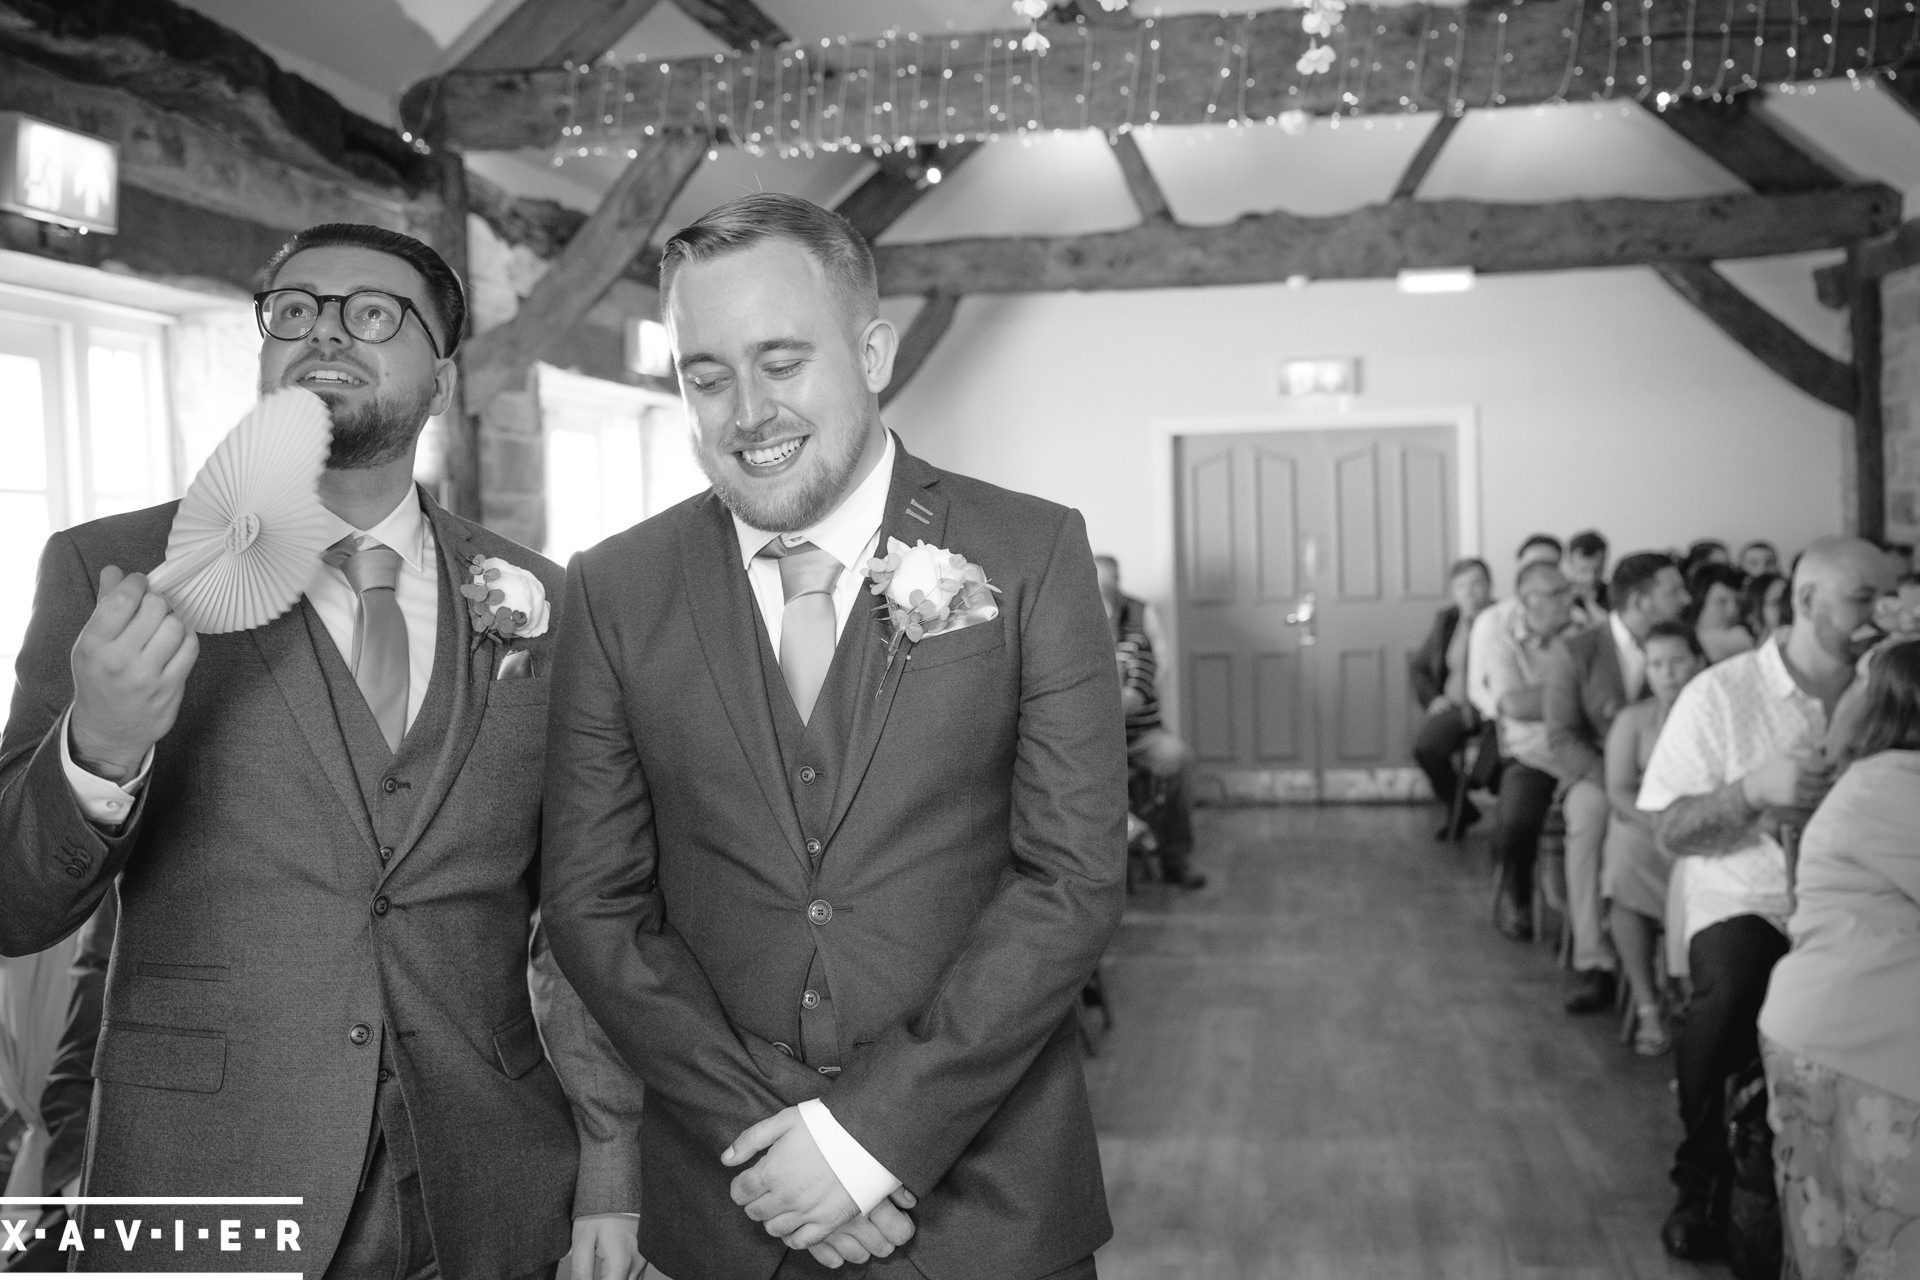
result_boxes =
[315,386,433,470]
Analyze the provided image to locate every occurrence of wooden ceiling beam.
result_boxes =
[461,131,708,411]
[1647,95,1844,193]
[1109,134,1172,223]
[1390,113,1462,202]
[1813,218,1920,305]
[834,142,984,242]
[400,0,1912,151]
[458,0,666,71]
[866,186,1900,295]
[673,0,787,49]
[1845,247,1887,540]
[880,294,962,408]
[1653,261,1854,411]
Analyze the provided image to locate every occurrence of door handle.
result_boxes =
[1286,591,1318,646]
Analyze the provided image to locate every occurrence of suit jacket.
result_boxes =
[1543,621,1629,786]
[0,490,640,1276]
[542,441,1128,1280]
[1409,605,1462,708]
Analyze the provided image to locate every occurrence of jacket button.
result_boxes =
[798,766,818,784]
[382,777,398,794]
[372,896,390,917]
[772,1041,793,1056]
[807,899,832,925]
[348,1023,372,1047]
[378,845,393,863]
[377,1067,393,1083]
[802,989,820,1009]
[805,838,822,856]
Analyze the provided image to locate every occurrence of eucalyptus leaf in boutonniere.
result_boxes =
[865,538,1000,688]
[460,554,550,676]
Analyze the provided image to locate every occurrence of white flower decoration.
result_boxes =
[1798,1180,1844,1249]
[1302,10,1336,38]
[1021,26,1051,53]
[1277,109,1311,135]
[1296,44,1337,76]
[1011,0,1048,19]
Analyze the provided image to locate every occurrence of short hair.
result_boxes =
[1610,551,1677,610]
[1516,560,1562,594]
[1685,563,1748,625]
[1846,640,1920,758]
[1449,556,1490,581]
[1742,571,1789,633]
[1739,539,1778,561]
[1643,619,1707,664]
[660,193,878,323]
[1568,529,1608,559]
[1682,539,1730,577]
[1516,533,1563,561]
[261,223,466,356]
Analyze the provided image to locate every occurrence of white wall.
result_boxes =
[881,267,1850,621]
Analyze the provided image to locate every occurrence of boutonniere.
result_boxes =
[461,555,551,677]
[865,538,1000,682]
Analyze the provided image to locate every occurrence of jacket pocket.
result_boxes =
[904,617,1006,672]
[131,962,230,983]
[485,675,552,708]
[95,1023,226,1093]
[492,1011,546,1079]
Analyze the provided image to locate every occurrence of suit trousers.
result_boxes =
[1493,763,1558,905]
[1127,728,1195,875]
[1671,914,1789,1214]
[770,1252,1097,1280]
[1411,704,1476,818]
[325,1051,437,1280]
[1561,779,1616,974]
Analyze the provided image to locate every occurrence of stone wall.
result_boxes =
[1883,264,1920,548]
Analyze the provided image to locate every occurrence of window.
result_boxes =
[537,363,706,563]
[0,287,174,691]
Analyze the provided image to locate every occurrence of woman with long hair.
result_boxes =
[1759,640,1920,1278]
[1742,570,1790,643]
[1602,621,1708,1055]
[1689,563,1754,663]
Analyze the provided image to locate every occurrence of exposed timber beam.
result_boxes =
[673,0,787,48]
[1847,248,1888,541]
[1390,113,1462,202]
[0,0,430,192]
[864,186,1901,296]
[1653,261,1855,411]
[1814,218,1920,306]
[834,143,983,242]
[880,294,962,409]
[1647,95,1843,193]
[0,51,420,238]
[400,1,1915,152]
[0,188,288,298]
[458,0,665,71]
[460,132,708,411]
[1109,134,1172,222]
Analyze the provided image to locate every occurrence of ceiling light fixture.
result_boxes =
[1396,267,1476,294]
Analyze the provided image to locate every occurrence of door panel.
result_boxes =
[1174,426,1457,799]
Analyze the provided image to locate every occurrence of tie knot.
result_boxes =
[326,535,403,595]
[759,537,841,603]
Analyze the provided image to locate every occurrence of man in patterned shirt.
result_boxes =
[1637,535,1898,1261]
[1097,557,1204,890]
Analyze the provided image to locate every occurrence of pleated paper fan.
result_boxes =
[147,386,335,634]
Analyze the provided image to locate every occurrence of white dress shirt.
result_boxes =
[64,488,442,824]
[1610,611,1646,702]
[728,432,904,1216]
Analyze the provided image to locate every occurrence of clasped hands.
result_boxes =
[723,1107,916,1268]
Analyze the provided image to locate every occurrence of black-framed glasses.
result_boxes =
[252,289,444,359]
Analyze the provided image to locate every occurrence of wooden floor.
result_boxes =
[1085,804,1724,1280]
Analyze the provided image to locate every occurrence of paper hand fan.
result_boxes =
[146,386,335,634]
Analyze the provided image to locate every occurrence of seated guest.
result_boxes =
[1742,570,1790,642]
[1637,537,1896,1261]
[1602,622,1707,1055]
[1689,563,1754,663]
[1098,557,1205,890]
[1683,538,1732,579]
[1738,539,1781,579]
[1410,557,1493,839]
[1472,560,1579,941]
[1094,554,1168,660]
[1467,534,1566,669]
[1545,551,1690,1013]
[1759,639,1920,1280]
[1567,529,1612,619]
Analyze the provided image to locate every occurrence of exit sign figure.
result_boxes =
[0,113,119,235]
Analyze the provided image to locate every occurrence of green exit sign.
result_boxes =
[0,112,118,235]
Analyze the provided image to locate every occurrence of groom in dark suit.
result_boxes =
[542,193,1128,1279]
[0,225,642,1277]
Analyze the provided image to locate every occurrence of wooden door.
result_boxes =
[1174,427,1457,801]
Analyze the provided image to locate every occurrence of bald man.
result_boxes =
[1636,536,1898,1261]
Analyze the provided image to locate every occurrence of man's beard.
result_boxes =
[699,420,868,533]
[318,386,432,470]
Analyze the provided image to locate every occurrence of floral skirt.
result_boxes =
[1762,1036,1920,1280]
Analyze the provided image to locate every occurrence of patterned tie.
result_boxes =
[758,537,842,724]
[323,534,409,752]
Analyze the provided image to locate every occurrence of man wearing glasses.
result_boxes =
[0,225,644,1278]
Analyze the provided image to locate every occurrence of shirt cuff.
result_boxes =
[797,1098,901,1216]
[59,708,151,828]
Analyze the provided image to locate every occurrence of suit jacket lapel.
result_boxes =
[381,490,489,879]
[823,445,947,844]
[252,608,380,855]
[1595,624,1626,708]
[679,494,811,872]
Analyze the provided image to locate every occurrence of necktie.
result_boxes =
[324,535,409,752]
[759,537,842,724]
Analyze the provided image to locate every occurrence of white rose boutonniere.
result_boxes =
[461,555,550,676]
[865,538,1000,676]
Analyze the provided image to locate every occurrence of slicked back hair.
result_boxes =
[261,223,466,357]
[1611,551,1678,611]
[660,193,879,328]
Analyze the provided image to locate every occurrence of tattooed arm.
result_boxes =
[1655,780,1759,858]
